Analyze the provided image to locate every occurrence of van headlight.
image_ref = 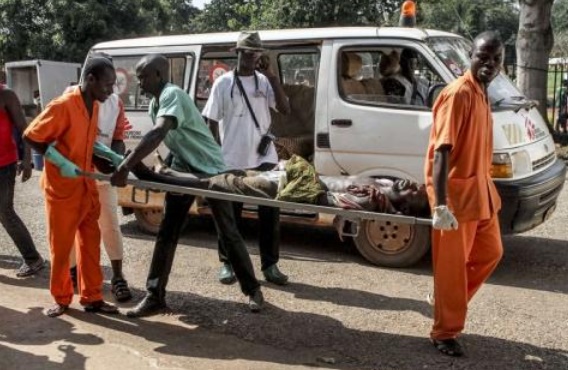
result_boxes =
[491,153,513,178]
[491,151,531,179]
[510,150,531,177]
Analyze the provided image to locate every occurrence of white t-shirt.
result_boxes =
[202,71,277,170]
[97,93,121,147]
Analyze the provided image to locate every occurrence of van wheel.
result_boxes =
[352,219,430,267]
[134,208,163,235]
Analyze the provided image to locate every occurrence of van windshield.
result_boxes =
[428,37,528,108]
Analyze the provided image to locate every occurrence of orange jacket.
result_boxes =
[24,88,100,202]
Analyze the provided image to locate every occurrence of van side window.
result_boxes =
[195,57,237,111]
[278,53,319,87]
[113,55,187,110]
[338,48,444,108]
[271,52,320,161]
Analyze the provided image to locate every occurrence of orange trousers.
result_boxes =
[430,214,503,340]
[45,190,103,306]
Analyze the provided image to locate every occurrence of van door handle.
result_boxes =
[331,119,352,127]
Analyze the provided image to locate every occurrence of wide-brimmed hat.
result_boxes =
[233,31,265,52]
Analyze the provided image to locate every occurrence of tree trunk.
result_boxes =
[516,0,554,124]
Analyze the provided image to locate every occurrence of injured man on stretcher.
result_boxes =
[118,152,430,218]
[99,154,429,218]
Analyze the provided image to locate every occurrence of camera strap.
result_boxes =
[234,70,268,135]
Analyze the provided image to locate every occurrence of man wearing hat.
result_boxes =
[203,31,291,287]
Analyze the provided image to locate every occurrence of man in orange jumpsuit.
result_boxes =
[424,31,504,356]
[24,57,119,317]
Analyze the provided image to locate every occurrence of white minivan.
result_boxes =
[89,27,566,267]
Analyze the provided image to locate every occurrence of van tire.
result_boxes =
[134,208,163,235]
[352,219,430,267]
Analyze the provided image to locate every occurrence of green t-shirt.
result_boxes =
[149,83,225,175]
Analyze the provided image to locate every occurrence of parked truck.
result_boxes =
[4,59,81,115]
[4,59,82,168]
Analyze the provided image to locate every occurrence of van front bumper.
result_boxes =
[496,158,566,234]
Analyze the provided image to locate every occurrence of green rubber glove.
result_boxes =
[93,141,124,168]
[44,144,80,178]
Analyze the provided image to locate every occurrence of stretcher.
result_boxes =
[81,171,433,231]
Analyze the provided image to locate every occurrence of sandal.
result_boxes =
[45,304,68,318]
[431,338,464,357]
[84,300,119,314]
[111,278,132,302]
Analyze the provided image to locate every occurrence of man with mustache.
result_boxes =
[424,31,504,357]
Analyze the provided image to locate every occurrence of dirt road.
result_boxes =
[0,172,567,369]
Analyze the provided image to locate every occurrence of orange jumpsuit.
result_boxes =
[424,70,503,340]
[24,88,103,306]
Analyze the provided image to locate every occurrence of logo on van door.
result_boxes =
[521,114,546,142]
[525,117,536,141]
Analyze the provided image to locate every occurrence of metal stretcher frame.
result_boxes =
[82,172,433,227]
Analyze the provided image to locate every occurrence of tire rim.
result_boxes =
[363,220,414,255]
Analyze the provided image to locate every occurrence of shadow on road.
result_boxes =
[492,234,568,293]
[69,287,568,370]
[266,281,432,318]
[0,304,100,369]
[121,216,364,262]
[1,249,567,369]
[0,344,86,370]
[122,215,568,295]
[393,233,568,294]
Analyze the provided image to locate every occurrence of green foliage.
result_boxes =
[0,0,200,65]
[192,0,406,32]
[552,0,568,57]
[552,0,568,32]
[419,0,519,42]
[0,0,521,66]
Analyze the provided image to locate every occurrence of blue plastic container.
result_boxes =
[32,150,44,171]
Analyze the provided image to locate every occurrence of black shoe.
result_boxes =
[126,296,167,318]
[248,289,264,313]
[431,338,465,357]
[16,257,45,277]
[83,300,119,315]
[263,264,289,285]
[218,263,236,285]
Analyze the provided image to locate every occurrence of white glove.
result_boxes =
[432,205,459,230]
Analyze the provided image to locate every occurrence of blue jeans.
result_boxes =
[0,163,41,264]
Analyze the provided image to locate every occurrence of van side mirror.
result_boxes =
[427,83,446,108]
